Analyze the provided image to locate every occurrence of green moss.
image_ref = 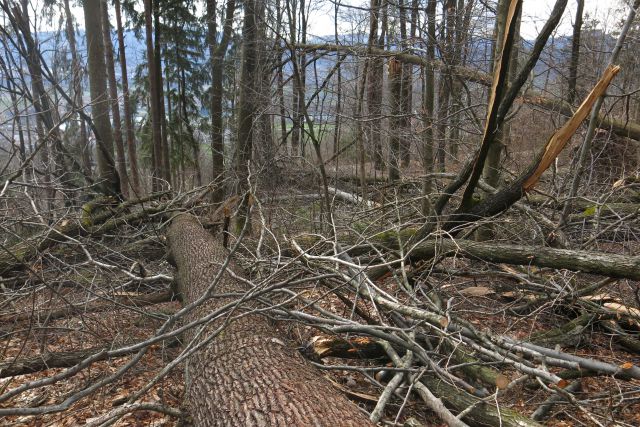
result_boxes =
[371,227,418,248]
[81,196,118,227]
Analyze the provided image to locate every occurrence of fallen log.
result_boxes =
[530,313,595,347]
[0,194,169,275]
[405,238,640,281]
[524,195,640,216]
[166,214,374,426]
[305,334,540,427]
[419,373,541,427]
[531,380,582,421]
[327,186,380,208]
[0,290,176,324]
[0,339,179,378]
[522,94,640,141]
[0,346,112,378]
[294,231,640,281]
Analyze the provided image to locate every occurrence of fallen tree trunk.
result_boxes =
[0,338,179,378]
[0,194,169,275]
[295,230,640,281]
[305,335,540,427]
[522,94,640,141]
[0,290,175,324]
[327,186,380,208]
[166,214,374,426]
[405,238,640,281]
[524,195,640,215]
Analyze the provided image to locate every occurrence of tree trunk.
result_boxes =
[166,214,374,426]
[114,0,141,195]
[101,0,129,198]
[367,0,384,171]
[13,2,66,206]
[83,0,120,197]
[333,1,342,158]
[396,238,640,281]
[421,0,437,215]
[234,0,258,231]
[297,0,307,158]
[342,229,640,280]
[63,0,91,178]
[398,0,412,167]
[477,0,521,240]
[154,4,171,186]
[567,0,584,104]
[306,337,540,427]
[435,0,456,171]
[144,0,163,192]
[209,0,237,203]
[276,0,288,152]
[482,0,514,189]
[289,0,302,159]
[355,59,368,190]
[388,58,402,182]
[559,0,640,227]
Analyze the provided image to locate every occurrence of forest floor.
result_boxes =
[1,157,639,426]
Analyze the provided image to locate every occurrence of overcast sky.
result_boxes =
[51,0,625,42]
[305,0,623,40]
[518,0,623,39]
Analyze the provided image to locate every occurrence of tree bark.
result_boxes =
[567,0,584,105]
[166,214,374,426]
[114,0,141,195]
[421,0,437,215]
[435,0,456,171]
[208,0,237,204]
[367,0,384,171]
[388,58,402,181]
[63,0,91,177]
[144,0,163,191]
[101,0,129,198]
[234,0,258,231]
[400,238,640,281]
[83,0,120,197]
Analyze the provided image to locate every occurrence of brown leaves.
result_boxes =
[495,374,510,390]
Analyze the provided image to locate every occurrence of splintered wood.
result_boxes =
[523,64,621,191]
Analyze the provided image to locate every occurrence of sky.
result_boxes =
[37,0,626,41]
[305,0,624,40]
[518,0,623,39]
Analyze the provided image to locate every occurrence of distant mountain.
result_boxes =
[34,29,148,82]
